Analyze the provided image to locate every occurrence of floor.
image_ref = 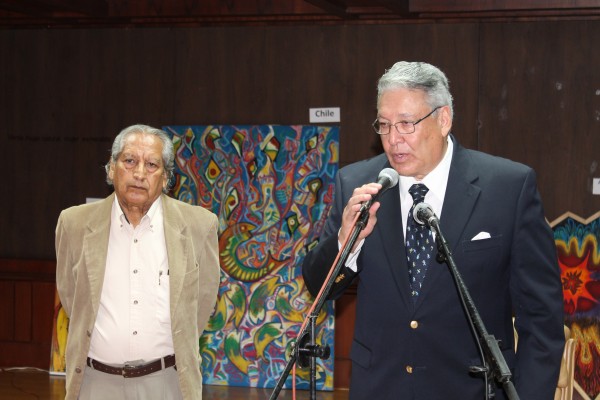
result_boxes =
[0,368,350,399]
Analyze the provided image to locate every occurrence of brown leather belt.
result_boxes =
[86,354,176,378]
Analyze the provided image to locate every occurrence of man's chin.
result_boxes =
[121,194,149,207]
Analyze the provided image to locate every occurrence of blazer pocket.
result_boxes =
[184,261,200,276]
[350,339,372,370]
[461,235,502,253]
[182,262,200,293]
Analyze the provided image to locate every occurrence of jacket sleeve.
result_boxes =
[197,212,220,328]
[55,211,74,317]
[510,169,565,398]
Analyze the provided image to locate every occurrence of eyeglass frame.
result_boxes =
[372,106,442,135]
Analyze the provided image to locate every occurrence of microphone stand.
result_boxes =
[427,216,519,400]
[269,205,370,400]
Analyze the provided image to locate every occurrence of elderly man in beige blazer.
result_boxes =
[56,124,220,400]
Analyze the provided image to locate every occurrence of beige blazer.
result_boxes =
[56,193,220,399]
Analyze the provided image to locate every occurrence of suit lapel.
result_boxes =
[413,138,481,308]
[440,144,480,252]
[162,195,189,315]
[373,163,414,309]
[83,194,113,316]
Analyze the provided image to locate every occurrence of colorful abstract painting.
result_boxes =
[49,290,67,375]
[553,212,600,400]
[164,124,339,390]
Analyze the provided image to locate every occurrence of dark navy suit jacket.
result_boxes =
[302,136,564,400]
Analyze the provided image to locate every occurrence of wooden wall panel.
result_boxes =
[0,22,479,259]
[14,283,33,342]
[0,281,15,341]
[478,20,600,222]
[0,260,56,368]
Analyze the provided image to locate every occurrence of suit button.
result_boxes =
[75,367,82,373]
[410,320,419,329]
[406,365,413,374]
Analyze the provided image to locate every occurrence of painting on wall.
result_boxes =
[164,124,339,390]
[553,211,600,400]
[49,290,67,375]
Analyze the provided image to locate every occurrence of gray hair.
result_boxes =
[105,124,175,192]
[377,61,454,119]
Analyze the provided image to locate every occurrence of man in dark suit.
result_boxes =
[302,61,564,399]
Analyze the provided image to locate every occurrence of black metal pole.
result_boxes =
[310,315,317,400]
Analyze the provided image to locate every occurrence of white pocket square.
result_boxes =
[471,231,491,241]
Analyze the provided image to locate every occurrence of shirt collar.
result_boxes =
[112,195,163,229]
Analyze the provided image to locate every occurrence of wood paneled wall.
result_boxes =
[0,18,599,387]
[2,21,598,260]
[1,23,470,259]
[478,20,600,219]
[0,259,56,368]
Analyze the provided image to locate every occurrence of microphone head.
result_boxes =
[413,202,432,226]
[378,168,399,189]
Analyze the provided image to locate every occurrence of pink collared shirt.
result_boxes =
[88,196,174,364]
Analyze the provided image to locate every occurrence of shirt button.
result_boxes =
[133,331,138,335]
[406,365,413,374]
[75,367,82,373]
[410,320,419,329]
[133,300,138,305]
[134,239,138,243]
[133,269,138,274]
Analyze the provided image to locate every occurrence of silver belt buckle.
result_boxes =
[122,362,136,378]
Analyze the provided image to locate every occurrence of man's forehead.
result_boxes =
[120,147,162,155]
[123,132,163,146]
[121,136,163,153]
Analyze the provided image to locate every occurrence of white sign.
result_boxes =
[593,178,600,195]
[309,107,340,123]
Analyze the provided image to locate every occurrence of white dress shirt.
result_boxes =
[399,136,453,239]
[88,196,174,364]
[345,137,454,271]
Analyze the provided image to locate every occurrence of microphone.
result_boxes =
[413,202,439,228]
[359,168,400,213]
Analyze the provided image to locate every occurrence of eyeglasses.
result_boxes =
[372,106,441,135]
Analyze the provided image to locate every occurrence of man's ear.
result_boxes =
[108,161,115,180]
[439,106,453,137]
[162,172,169,191]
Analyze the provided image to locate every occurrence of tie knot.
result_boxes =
[409,183,429,204]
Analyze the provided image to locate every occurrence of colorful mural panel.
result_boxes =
[164,124,339,390]
[50,290,67,375]
[553,212,600,400]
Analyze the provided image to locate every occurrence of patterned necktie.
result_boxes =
[406,183,434,299]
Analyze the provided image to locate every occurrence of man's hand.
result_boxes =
[339,182,382,252]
